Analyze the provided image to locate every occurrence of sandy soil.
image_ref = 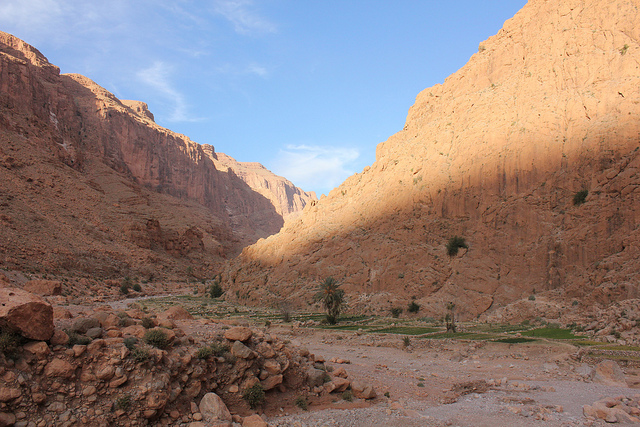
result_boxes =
[263,327,640,427]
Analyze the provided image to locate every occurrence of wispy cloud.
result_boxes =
[136,61,197,122]
[213,0,277,35]
[271,145,360,195]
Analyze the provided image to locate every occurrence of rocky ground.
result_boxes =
[1,280,640,426]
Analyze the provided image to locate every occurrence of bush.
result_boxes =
[341,390,353,402]
[143,329,169,349]
[196,346,213,359]
[120,283,130,295]
[123,337,137,350]
[210,341,229,357]
[390,307,403,318]
[132,283,142,292]
[131,347,150,362]
[573,189,588,205]
[402,336,411,347]
[295,396,308,411]
[446,236,468,256]
[242,383,265,409]
[407,301,421,313]
[66,331,91,347]
[209,282,223,298]
[315,277,345,325]
[0,330,20,357]
[141,317,155,329]
[528,295,536,301]
[114,394,132,411]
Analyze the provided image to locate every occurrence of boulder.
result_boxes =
[231,340,254,359]
[593,360,627,387]
[71,317,101,334]
[324,377,350,393]
[307,368,327,387]
[44,358,75,379]
[0,287,54,340]
[23,279,62,296]
[224,326,252,342]
[199,393,232,426]
[0,412,16,427]
[351,380,377,399]
[261,374,283,391]
[158,306,193,320]
[242,414,268,427]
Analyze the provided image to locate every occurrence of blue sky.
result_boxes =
[0,1,527,196]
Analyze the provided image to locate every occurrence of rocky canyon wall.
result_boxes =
[224,0,640,319]
[0,31,313,279]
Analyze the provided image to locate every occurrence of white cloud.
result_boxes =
[247,63,268,77]
[270,144,360,195]
[213,0,277,35]
[136,61,197,122]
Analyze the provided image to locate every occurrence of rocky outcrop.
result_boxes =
[209,150,316,221]
[0,287,53,340]
[0,30,311,279]
[224,0,640,318]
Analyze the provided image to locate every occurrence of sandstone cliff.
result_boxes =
[224,0,640,319]
[0,31,312,279]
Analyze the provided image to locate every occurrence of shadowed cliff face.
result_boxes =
[223,0,640,318]
[0,30,310,279]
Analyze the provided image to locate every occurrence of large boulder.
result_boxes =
[157,306,193,320]
[23,279,62,296]
[224,326,252,342]
[0,287,53,340]
[593,360,627,387]
[199,393,232,426]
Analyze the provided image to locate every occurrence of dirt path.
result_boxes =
[264,327,639,426]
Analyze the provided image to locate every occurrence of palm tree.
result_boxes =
[316,277,345,324]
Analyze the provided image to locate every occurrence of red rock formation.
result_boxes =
[224,0,640,318]
[0,287,54,340]
[0,31,310,279]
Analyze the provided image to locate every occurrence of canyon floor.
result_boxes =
[73,291,640,427]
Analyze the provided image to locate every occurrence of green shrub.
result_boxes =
[390,307,403,318]
[123,337,137,350]
[407,301,421,313]
[417,382,425,387]
[114,394,132,411]
[295,396,308,411]
[384,391,390,398]
[0,330,20,357]
[132,283,142,292]
[573,189,588,205]
[66,331,91,347]
[528,295,536,301]
[131,347,150,362]
[210,341,230,357]
[143,329,169,349]
[141,317,155,329]
[196,346,213,359]
[341,390,353,402]
[446,236,468,256]
[119,283,130,295]
[402,336,411,347]
[209,282,223,298]
[242,383,265,409]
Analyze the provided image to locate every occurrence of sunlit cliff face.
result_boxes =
[224,0,640,318]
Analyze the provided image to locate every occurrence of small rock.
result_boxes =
[224,327,252,342]
[242,414,267,427]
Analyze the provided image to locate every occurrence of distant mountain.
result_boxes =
[223,0,640,319]
[0,30,315,280]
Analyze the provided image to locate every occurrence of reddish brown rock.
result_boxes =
[44,358,75,379]
[261,374,283,391]
[158,306,193,320]
[242,414,268,427]
[22,341,50,359]
[224,327,252,342]
[23,280,62,296]
[0,287,53,340]
[199,393,232,426]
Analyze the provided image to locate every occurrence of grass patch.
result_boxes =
[494,337,537,344]
[372,326,439,335]
[520,327,580,340]
[424,332,496,340]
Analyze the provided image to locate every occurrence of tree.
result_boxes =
[445,302,457,333]
[316,277,345,324]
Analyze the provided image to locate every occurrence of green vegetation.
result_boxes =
[341,390,353,402]
[374,326,438,335]
[131,347,150,362]
[143,329,169,349]
[295,396,308,411]
[210,341,230,357]
[0,330,20,357]
[315,277,345,324]
[494,337,537,344]
[446,236,468,256]
[141,317,155,329]
[620,44,629,55]
[407,301,421,313]
[243,383,265,409]
[209,280,223,299]
[390,307,403,318]
[402,336,411,347]
[521,327,580,340]
[123,337,137,350]
[573,189,588,205]
[132,283,142,292]
[114,394,132,411]
[445,302,457,333]
[66,331,91,347]
[528,295,536,301]
[196,346,214,359]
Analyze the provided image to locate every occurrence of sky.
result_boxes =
[0,0,527,196]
